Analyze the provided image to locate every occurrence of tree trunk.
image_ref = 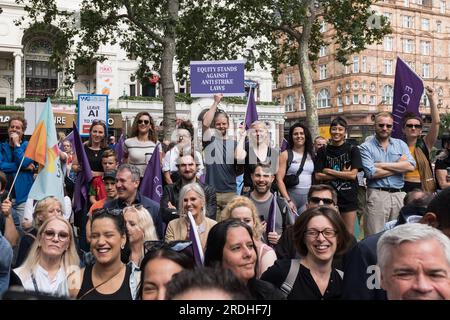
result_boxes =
[160,0,179,141]
[298,1,319,139]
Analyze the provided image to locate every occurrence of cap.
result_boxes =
[103,170,117,181]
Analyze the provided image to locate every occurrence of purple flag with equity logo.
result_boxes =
[115,134,125,165]
[140,143,163,203]
[188,211,204,267]
[72,123,93,212]
[245,87,258,130]
[266,195,277,247]
[392,57,424,138]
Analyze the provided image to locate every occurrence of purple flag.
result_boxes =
[244,87,258,130]
[280,138,288,152]
[392,57,424,138]
[72,123,93,212]
[140,143,163,203]
[115,134,125,165]
[188,211,204,267]
[266,195,277,247]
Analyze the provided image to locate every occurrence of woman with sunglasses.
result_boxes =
[402,86,439,193]
[124,112,160,177]
[137,242,194,300]
[204,219,285,300]
[13,216,80,297]
[70,209,133,300]
[165,182,217,252]
[220,196,277,278]
[261,206,351,300]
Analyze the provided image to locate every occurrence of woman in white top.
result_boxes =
[124,112,160,177]
[14,216,80,297]
[276,122,315,215]
[163,120,204,184]
[220,196,277,278]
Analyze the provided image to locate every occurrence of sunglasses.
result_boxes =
[309,197,335,205]
[405,124,422,129]
[378,123,393,129]
[92,119,106,125]
[138,119,150,125]
[43,229,69,241]
[144,240,192,255]
[92,208,123,218]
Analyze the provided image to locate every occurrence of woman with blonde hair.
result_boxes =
[13,216,80,297]
[221,196,277,278]
[165,182,217,252]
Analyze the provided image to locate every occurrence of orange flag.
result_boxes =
[24,120,47,167]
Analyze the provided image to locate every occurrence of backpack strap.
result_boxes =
[280,259,301,297]
[286,149,294,170]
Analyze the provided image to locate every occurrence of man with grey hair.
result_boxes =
[104,164,163,239]
[377,223,450,300]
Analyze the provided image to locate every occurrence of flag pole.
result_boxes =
[6,155,27,199]
[243,87,253,129]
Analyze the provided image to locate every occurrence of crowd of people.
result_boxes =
[1,88,450,301]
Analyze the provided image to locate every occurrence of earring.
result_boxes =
[121,244,125,249]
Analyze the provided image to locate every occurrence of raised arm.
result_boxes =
[202,93,223,132]
[423,86,440,151]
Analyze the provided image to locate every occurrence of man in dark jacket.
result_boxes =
[160,154,216,223]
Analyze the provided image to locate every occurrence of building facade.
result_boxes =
[274,0,450,141]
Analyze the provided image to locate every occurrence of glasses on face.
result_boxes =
[92,208,123,218]
[143,240,192,255]
[377,123,393,129]
[309,197,335,205]
[405,124,422,129]
[138,119,150,125]
[43,230,69,241]
[305,228,337,239]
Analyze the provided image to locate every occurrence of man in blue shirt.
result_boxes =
[359,112,416,236]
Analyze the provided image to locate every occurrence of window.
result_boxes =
[384,60,393,75]
[317,89,331,108]
[404,0,409,7]
[319,46,327,57]
[285,95,295,112]
[361,57,367,72]
[417,0,423,4]
[345,96,350,105]
[320,21,327,32]
[353,94,359,104]
[361,94,367,104]
[129,84,136,96]
[353,56,359,73]
[319,64,327,80]
[384,36,393,51]
[422,63,430,78]
[437,21,442,33]
[362,81,368,91]
[337,97,343,107]
[383,12,393,23]
[403,39,414,53]
[402,16,414,28]
[422,18,430,31]
[345,81,350,92]
[406,61,415,71]
[421,93,430,107]
[382,85,394,104]
[285,73,293,87]
[421,41,431,55]
[353,81,360,90]
[441,1,446,14]
[337,83,342,93]
[369,95,376,105]
[300,94,306,110]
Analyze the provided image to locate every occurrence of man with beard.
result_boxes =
[246,163,290,246]
[160,154,216,223]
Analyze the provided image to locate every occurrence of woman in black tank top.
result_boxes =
[73,208,133,300]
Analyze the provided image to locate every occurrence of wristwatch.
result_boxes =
[287,199,292,203]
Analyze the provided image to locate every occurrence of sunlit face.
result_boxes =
[292,127,305,147]
[222,226,257,283]
[40,219,70,259]
[375,116,393,140]
[182,190,204,218]
[124,210,144,244]
[330,124,346,144]
[90,124,105,145]
[304,215,338,263]
[90,217,126,265]
[214,114,229,137]
[178,155,197,181]
[251,166,274,195]
[307,190,337,209]
[116,169,139,202]
[138,115,151,134]
[8,120,24,140]
[249,123,268,145]
[230,206,255,232]
[36,200,63,226]
[381,239,450,300]
[104,179,118,199]
[141,257,184,300]
[403,119,423,139]
[102,156,117,172]
[63,142,72,153]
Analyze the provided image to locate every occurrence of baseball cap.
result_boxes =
[103,170,117,181]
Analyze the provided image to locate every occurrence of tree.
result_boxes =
[186,0,392,138]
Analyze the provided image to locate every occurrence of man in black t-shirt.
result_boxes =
[314,117,363,235]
